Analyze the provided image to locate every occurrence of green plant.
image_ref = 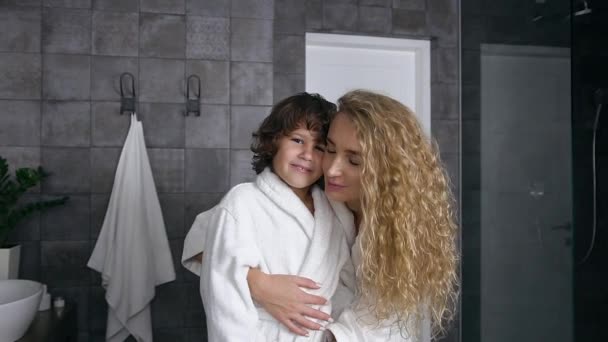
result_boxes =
[0,156,68,247]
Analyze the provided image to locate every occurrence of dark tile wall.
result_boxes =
[572,1,608,340]
[0,0,460,341]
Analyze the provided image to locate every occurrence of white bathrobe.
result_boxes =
[184,169,353,342]
[88,114,175,342]
[182,170,429,342]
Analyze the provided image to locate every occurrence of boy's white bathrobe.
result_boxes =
[184,168,354,342]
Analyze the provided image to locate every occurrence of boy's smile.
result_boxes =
[272,127,325,200]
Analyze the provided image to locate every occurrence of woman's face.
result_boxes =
[323,112,363,211]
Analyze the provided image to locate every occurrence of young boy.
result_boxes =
[181,93,355,341]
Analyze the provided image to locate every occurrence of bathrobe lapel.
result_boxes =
[258,169,352,302]
[255,169,315,240]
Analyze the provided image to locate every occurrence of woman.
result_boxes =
[249,90,459,341]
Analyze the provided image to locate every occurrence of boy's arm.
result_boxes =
[200,208,262,342]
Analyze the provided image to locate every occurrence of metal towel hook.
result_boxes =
[119,72,136,115]
[186,74,201,117]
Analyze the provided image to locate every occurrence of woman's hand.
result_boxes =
[247,268,332,336]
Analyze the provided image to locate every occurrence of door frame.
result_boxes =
[305,33,431,136]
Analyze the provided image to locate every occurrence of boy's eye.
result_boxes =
[325,148,336,154]
[291,138,304,144]
[315,145,326,152]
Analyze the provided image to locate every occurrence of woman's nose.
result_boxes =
[324,157,342,177]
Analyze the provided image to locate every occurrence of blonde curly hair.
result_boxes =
[337,90,459,339]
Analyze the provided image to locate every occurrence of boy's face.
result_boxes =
[272,126,325,191]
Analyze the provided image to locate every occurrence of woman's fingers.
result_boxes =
[300,305,332,322]
[291,275,321,289]
[248,272,332,333]
[291,314,324,331]
[299,292,328,306]
[281,318,310,336]
[289,275,328,305]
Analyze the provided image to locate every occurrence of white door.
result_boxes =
[305,33,431,136]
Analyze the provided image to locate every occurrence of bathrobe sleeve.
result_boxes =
[181,209,216,276]
[200,207,262,342]
[328,261,430,342]
[328,310,430,342]
[329,302,431,342]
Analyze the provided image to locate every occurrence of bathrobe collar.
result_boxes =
[328,200,356,247]
[255,168,321,240]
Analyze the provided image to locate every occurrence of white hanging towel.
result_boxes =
[88,114,175,342]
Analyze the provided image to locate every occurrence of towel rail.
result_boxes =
[185,74,201,117]
[119,72,136,115]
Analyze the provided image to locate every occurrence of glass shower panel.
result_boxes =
[480,44,572,342]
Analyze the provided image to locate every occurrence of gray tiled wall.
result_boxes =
[0,1,461,341]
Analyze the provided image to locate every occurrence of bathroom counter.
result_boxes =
[18,303,77,342]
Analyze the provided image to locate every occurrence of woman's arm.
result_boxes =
[247,268,333,336]
[195,252,333,336]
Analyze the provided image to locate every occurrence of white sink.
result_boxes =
[0,280,43,342]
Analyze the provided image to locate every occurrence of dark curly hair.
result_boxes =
[251,92,336,174]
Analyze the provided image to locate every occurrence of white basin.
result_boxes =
[0,280,43,342]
